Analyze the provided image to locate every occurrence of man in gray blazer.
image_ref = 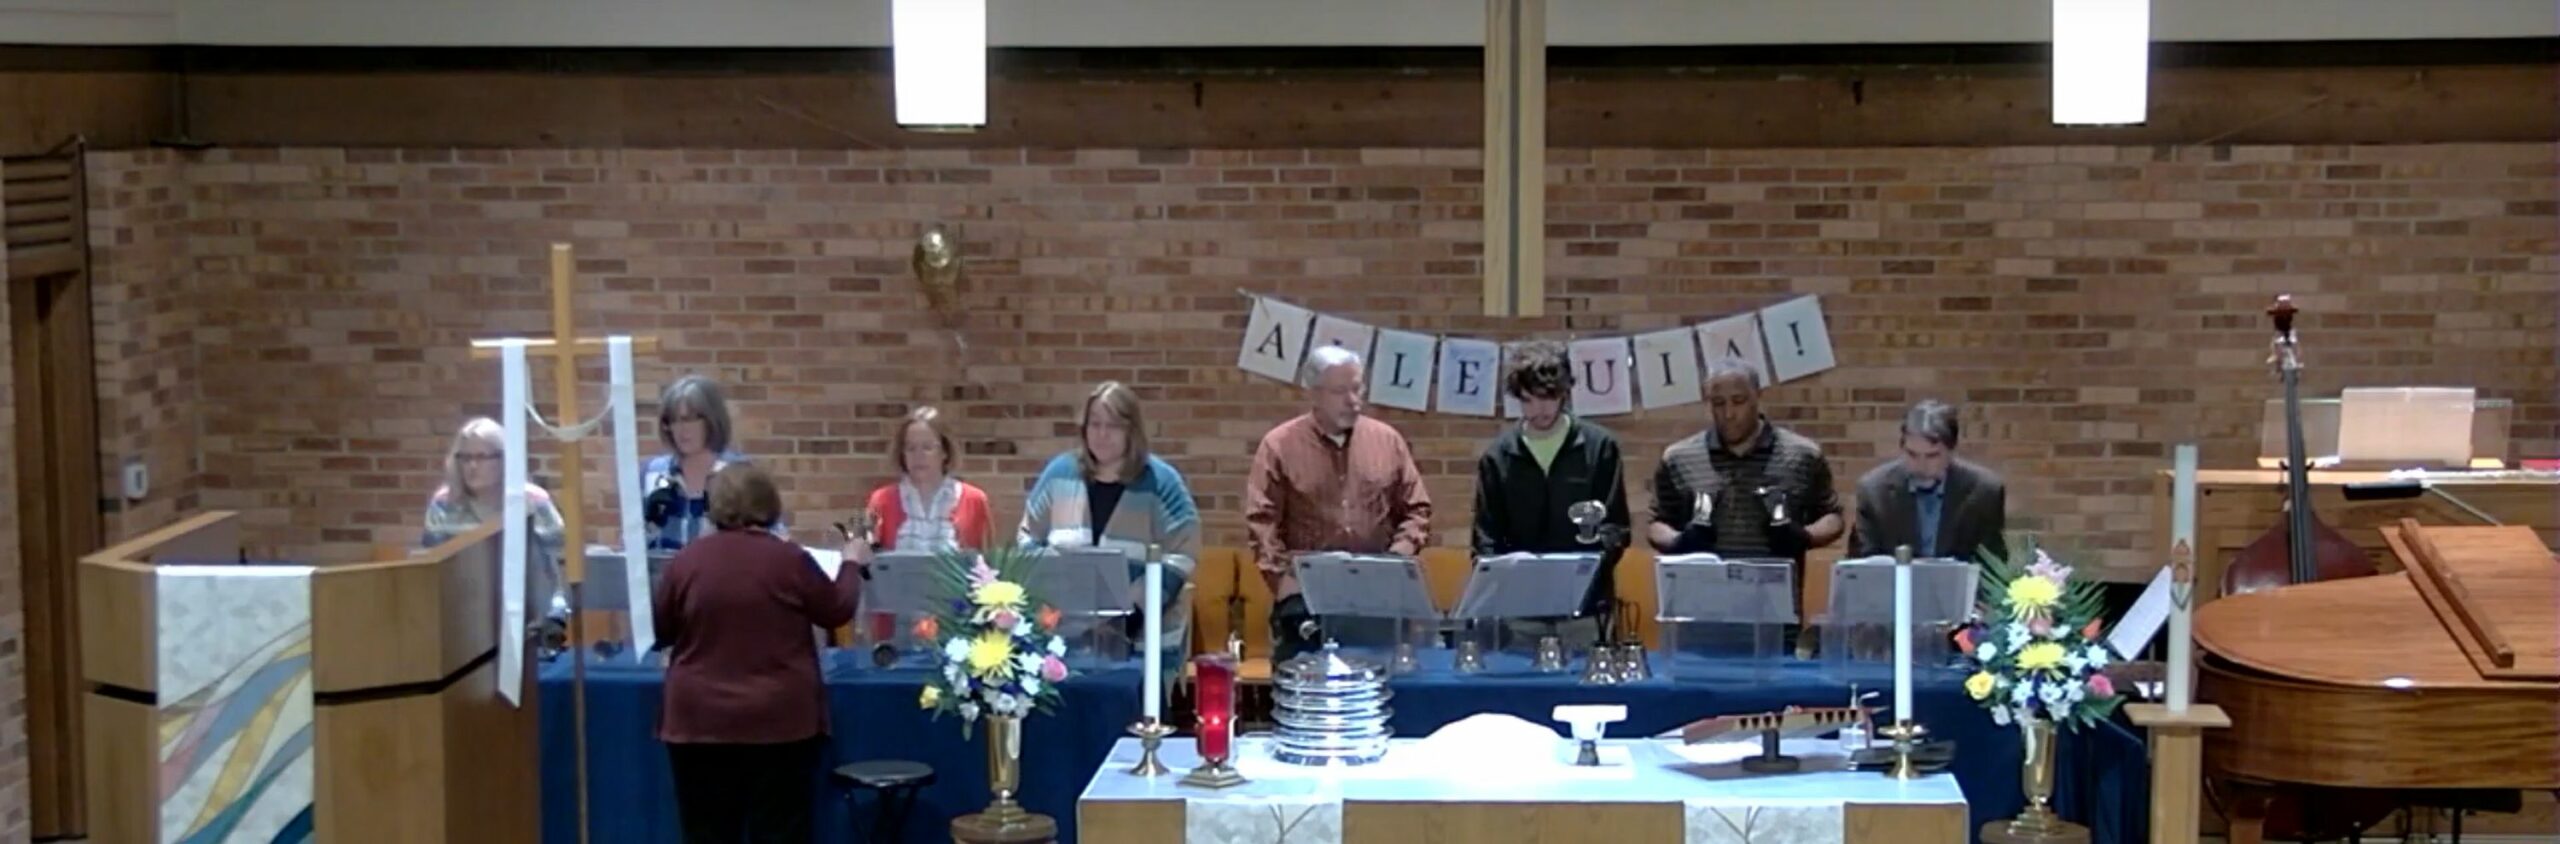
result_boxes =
[1852,400,2007,564]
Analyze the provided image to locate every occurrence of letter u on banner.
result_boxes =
[1568,337,1635,417]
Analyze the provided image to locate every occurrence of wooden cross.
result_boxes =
[467,243,658,844]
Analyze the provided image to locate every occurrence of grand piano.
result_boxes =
[2197,520,2560,843]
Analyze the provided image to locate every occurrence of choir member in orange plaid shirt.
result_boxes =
[1244,345,1434,660]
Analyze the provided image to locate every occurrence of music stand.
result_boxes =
[1818,556,1977,687]
[1033,546,1137,667]
[1653,555,1795,681]
[857,552,946,667]
[1454,552,1604,663]
[1294,552,1438,668]
[582,550,675,663]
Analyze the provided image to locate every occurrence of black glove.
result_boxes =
[1668,522,1721,555]
[1270,594,1322,662]
[1765,520,1812,558]
[643,483,680,529]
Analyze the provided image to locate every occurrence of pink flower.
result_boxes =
[991,610,1020,630]
[2088,674,2116,698]
[1040,655,1067,683]
[2028,616,2054,638]
[967,559,999,587]
[2027,550,2073,583]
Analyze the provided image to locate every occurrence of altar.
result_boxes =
[1079,734,1968,843]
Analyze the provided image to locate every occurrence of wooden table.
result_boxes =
[1079,735,1968,843]
[2151,468,2557,600]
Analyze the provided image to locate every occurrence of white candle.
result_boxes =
[1892,555,1914,724]
[1142,556,1164,721]
[2168,444,2197,713]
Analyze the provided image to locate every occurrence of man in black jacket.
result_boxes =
[1471,341,1632,643]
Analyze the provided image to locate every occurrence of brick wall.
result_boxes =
[0,156,28,844]
[137,143,2557,577]
[88,149,202,541]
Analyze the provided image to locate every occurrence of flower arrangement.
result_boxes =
[1957,535,2125,731]
[915,545,1072,738]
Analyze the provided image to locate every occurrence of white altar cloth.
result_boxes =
[1080,734,1968,844]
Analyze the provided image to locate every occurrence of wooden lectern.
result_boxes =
[79,512,537,843]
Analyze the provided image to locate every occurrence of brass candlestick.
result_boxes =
[1180,758,1246,789]
[1126,719,1174,776]
[1876,720,1928,780]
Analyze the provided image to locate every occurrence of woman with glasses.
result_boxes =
[643,375,784,551]
[422,417,570,628]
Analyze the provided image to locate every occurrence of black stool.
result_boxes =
[833,759,935,843]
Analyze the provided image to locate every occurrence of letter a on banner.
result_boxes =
[1368,329,1437,411]
[1237,295,1315,384]
[1568,337,1635,417]
[1695,312,1774,387]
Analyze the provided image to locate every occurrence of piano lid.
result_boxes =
[2195,523,2559,690]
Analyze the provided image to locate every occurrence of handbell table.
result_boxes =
[1080,734,1970,843]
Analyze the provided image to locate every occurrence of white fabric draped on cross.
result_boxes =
[494,336,651,706]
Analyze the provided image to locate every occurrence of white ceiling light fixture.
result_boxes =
[892,0,987,131]
[2051,0,2150,125]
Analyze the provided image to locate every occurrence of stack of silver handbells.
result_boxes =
[1270,642,1393,766]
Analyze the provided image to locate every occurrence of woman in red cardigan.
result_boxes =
[866,406,992,553]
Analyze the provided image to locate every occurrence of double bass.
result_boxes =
[2199,296,2560,842]
[2222,294,2374,597]
[2207,296,2387,839]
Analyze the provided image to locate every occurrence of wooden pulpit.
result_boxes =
[79,512,537,843]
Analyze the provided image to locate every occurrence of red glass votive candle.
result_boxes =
[1193,653,1236,760]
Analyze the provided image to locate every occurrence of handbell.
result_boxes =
[1581,645,1621,685]
[1568,500,1606,545]
[1454,639,1485,674]
[1534,635,1566,673]
[1616,642,1651,682]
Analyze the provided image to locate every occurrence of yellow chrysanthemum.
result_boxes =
[972,579,1027,611]
[1965,672,1996,700]
[918,685,942,709]
[2006,575,2062,610]
[966,631,1016,678]
[2016,641,2067,672]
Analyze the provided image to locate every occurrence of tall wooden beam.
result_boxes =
[1482,0,1544,317]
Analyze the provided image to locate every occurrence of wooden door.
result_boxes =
[6,142,102,840]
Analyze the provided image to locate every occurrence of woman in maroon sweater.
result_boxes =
[653,464,867,843]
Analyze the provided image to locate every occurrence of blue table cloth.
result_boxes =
[542,649,2147,844]
[1376,650,2149,844]
[539,649,1143,844]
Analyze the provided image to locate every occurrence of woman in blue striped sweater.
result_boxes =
[1018,381,1201,615]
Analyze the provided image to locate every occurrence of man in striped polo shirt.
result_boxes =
[1647,357,1844,626]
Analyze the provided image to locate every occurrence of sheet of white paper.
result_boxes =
[807,546,845,580]
[2107,565,2173,659]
